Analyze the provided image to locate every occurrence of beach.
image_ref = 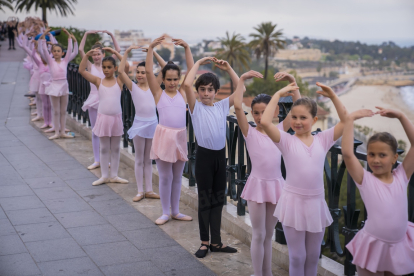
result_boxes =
[326,85,414,149]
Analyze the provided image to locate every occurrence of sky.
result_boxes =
[1,0,414,47]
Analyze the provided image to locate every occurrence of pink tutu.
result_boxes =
[45,79,69,97]
[241,175,284,204]
[92,113,124,137]
[150,124,188,162]
[127,115,158,139]
[274,185,332,232]
[29,71,40,92]
[82,90,99,111]
[346,222,414,275]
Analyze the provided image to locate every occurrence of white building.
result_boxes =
[113,30,152,62]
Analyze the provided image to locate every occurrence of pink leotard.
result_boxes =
[40,39,73,81]
[97,80,122,116]
[346,165,414,274]
[131,83,156,118]
[157,91,186,129]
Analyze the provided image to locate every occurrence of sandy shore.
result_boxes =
[327,85,414,148]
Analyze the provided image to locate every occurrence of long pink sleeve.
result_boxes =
[68,41,78,62]
[39,39,53,65]
[64,38,73,63]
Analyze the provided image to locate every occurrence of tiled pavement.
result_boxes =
[0,47,216,275]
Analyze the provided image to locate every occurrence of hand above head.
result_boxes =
[276,83,300,97]
[274,72,296,83]
[102,47,117,54]
[126,45,140,52]
[214,59,232,71]
[149,36,165,49]
[375,106,403,119]
[86,49,101,57]
[87,30,98,34]
[197,57,215,65]
[240,70,263,81]
[141,47,148,53]
[70,33,77,43]
[172,38,189,48]
[349,109,376,121]
[62,28,70,36]
[316,82,336,99]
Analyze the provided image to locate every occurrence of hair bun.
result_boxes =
[167,61,175,65]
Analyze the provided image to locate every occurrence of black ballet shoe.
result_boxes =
[195,244,209,258]
[209,242,237,253]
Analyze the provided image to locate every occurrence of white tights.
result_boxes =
[283,225,325,276]
[99,136,121,179]
[357,267,398,276]
[248,201,278,276]
[133,136,153,194]
[50,95,69,136]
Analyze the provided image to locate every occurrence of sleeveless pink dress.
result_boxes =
[127,82,158,139]
[150,91,188,162]
[92,80,124,137]
[241,124,285,204]
[346,165,414,274]
[82,64,105,111]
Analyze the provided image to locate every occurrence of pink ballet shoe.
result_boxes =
[44,127,55,133]
[145,191,160,199]
[31,112,37,116]
[92,177,109,186]
[109,177,129,184]
[60,133,74,139]
[171,213,193,221]
[132,193,144,202]
[40,124,49,129]
[31,116,43,122]
[87,162,100,170]
[29,102,36,106]
[155,214,170,225]
[48,134,60,140]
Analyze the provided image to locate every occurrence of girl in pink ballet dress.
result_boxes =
[79,48,130,186]
[261,83,348,276]
[145,36,194,225]
[342,107,414,276]
[234,71,301,276]
[79,30,121,170]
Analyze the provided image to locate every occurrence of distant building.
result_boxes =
[113,30,152,62]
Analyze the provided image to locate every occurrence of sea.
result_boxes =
[400,86,414,111]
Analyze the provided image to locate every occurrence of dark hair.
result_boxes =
[161,61,180,79]
[195,72,220,92]
[367,132,398,154]
[251,93,271,109]
[102,56,116,67]
[91,42,104,53]
[137,61,146,68]
[51,43,64,52]
[291,97,317,117]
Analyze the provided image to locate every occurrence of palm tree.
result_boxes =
[0,0,13,12]
[15,0,77,23]
[216,31,251,94]
[249,22,286,79]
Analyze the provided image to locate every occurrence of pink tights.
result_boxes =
[40,94,51,125]
[356,267,398,276]
[35,92,43,117]
[133,136,153,193]
[99,136,121,179]
[50,95,69,135]
[156,159,185,216]
[88,108,100,163]
[248,201,278,276]
[283,225,324,276]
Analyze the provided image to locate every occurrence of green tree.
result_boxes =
[248,22,285,79]
[0,0,13,12]
[15,0,77,23]
[157,47,171,61]
[216,31,251,94]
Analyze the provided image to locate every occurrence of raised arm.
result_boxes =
[214,59,240,107]
[274,72,302,131]
[234,71,264,137]
[342,110,375,185]
[173,39,194,71]
[30,44,41,67]
[61,29,73,63]
[262,83,299,143]
[39,38,52,65]
[119,45,140,91]
[316,82,348,140]
[376,107,414,178]
[79,49,101,88]
[68,33,78,61]
[145,36,165,103]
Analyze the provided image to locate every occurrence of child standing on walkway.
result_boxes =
[342,107,414,276]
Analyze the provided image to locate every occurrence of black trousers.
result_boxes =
[195,146,227,244]
[8,35,14,48]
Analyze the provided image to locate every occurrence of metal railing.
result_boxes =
[67,63,414,276]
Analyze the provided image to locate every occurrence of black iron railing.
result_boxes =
[67,63,414,276]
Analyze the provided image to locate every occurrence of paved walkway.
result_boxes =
[0,47,215,275]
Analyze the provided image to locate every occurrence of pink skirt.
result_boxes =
[39,72,51,95]
[150,124,188,162]
[45,79,69,97]
[29,70,40,92]
[82,90,99,111]
[241,175,284,204]
[346,223,414,275]
[274,185,332,233]
[92,113,123,137]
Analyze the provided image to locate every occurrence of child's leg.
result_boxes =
[49,95,61,138]
[88,107,100,163]
[356,267,385,276]
[170,160,186,216]
[262,203,278,276]
[133,136,146,193]
[99,137,110,179]
[304,229,324,276]
[59,95,71,137]
[40,94,51,127]
[156,159,173,215]
[283,225,306,276]
[32,92,43,120]
[109,136,121,178]
[248,200,267,276]
[143,138,154,192]
[209,154,226,245]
